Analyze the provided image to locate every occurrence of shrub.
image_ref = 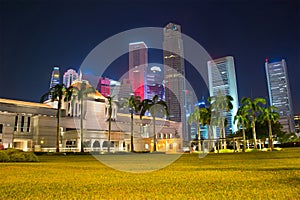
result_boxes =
[0,151,10,162]
[23,152,39,162]
[9,153,26,162]
[5,148,23,155]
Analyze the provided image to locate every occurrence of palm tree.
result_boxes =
[121,95,142,152]
[234,105,249,152]
[188,107,202,151]
[259,106,279,151]
[72,81,96,152]
[199,107,212,151]
[40,84,73,152]
[241,97,266,149]
[106,95,119,153]
[140,95,169,152]
[208,91,233,149]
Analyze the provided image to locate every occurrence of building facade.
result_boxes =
[294,114,300,133]
[163,22,188,142]
[49,66,60,89]
[265,59,295,133]
[97,77,110,97]
[146,65,164,100]
[0,84,183,153]
[207,56,239,136]
[129,42,148,100]
[63,69,79,88]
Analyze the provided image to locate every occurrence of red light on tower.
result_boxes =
[265,58,269,63]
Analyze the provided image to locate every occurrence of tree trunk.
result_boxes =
[80,98,84,153]
[252,115,257,149]
[197,124,201,152]
[268,119,273,151]
[130,113,134,152]
[56,106,61,153]
[242,123,246,152]
[153,116,156,152]
[108,108,112,153]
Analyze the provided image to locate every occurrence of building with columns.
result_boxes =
[0,81,182,152]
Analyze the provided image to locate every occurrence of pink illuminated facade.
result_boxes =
[129,42,148,100]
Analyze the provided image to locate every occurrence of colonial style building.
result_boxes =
[0,82,182,153]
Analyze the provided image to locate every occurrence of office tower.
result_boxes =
[63,69,78,88]
[295,114,300,133]
[265,59,295,133]
[129,42,148,100]
[207,56,239,135]
[97,77,110,97]
[49,66,60,89]
[146,65,164,100]
[117,78,133,101]
[163,22,188,141]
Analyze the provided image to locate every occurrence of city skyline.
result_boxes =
[0,0,299,113]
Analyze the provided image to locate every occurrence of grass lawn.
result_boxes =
[1,148,300,199]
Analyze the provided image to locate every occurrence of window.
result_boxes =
[20,116,25,132]
[27,117,31,132]
[14,116,18,131]
[0,124,3,133]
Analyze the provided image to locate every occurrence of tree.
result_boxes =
[208,91,233,149]
[121,95,142,152]
[188,107,202,151]
[258,106,279,151]
[106,95,119,152]
[72,82,96,152]
[234,105,249,152]
[241,97,266,149]
[140,95,169,152]
[40,84,73,152]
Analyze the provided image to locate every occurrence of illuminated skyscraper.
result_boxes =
[146,65,164,100]
[207,56,239,135]
[49,66,60,88]
[97,77,110,97]
[163,22,188,141]
[49,66,60,99]
[265,59,295,133]
[129,42,148,100]
[63,69,78,88]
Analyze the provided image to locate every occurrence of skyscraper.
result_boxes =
[207,56,239,135]
[49,66,60,89]
[146,65,164,100]
[129,42,148,100]
[265,59,295,133]
[63,69,78,88]
[163,22,188,141]
[97,77,110,97]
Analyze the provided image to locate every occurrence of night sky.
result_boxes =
[0,0,299,113]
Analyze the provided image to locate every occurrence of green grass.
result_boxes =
[1,148,300,199]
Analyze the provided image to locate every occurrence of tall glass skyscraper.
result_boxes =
[207,56,239,136]
[163,22,188,141]
[129,42,148,100]
[48,66,60,99]
[49,66,60,89]
[63,69,78,88]
[265,59,295,133]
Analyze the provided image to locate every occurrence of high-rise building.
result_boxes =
[97,77,110,97]
[265,59,295,133]
[49,66,60,89]
[146,65,164,100]
[163,22,188,141]
[63,69,78,88]
[207,56,239,135]
[48,66,60,100]
[129,42,148,100]
[294,114,300,133]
